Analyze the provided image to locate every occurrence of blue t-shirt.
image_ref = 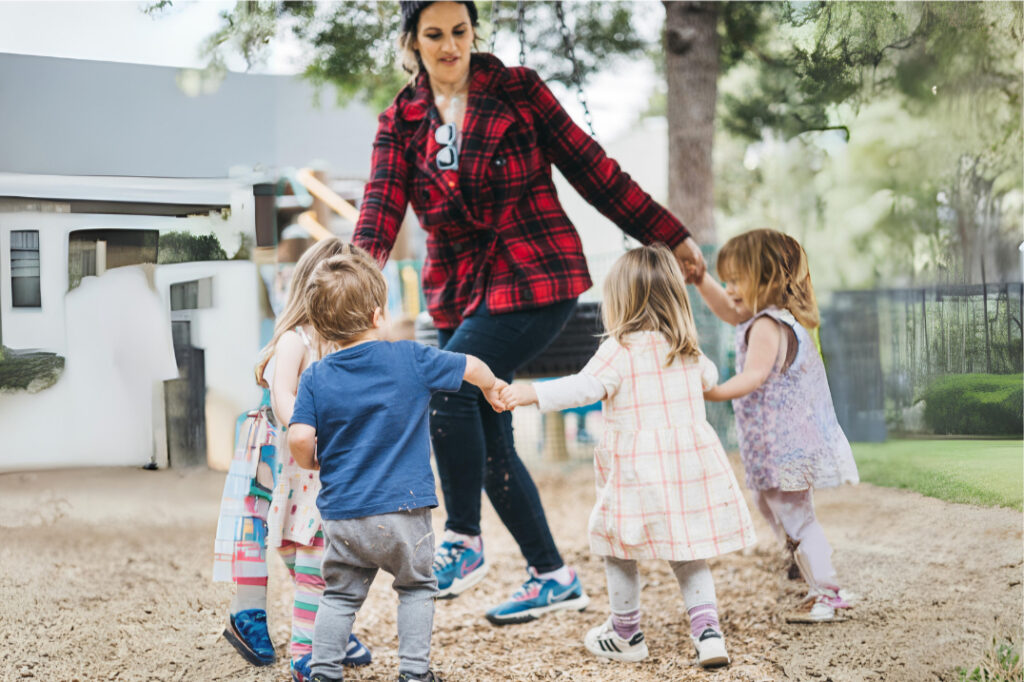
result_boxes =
[290,340,466,520]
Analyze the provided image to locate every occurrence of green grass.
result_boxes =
[853,439,1024,511]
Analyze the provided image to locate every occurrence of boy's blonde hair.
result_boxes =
[254,237,350,386]
[602,243,700,366]
[716,228,820,329]
[304,245,388,345]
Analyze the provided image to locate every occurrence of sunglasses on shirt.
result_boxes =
[435,123,459,172]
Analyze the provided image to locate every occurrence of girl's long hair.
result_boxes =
[602,243,700,366]
[253,237,349,387]
[716,228,820,329]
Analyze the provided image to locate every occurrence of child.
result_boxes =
[288,247,506,682]
[500,244,756,668]
[694,228,859,622]
[243,238,374,680]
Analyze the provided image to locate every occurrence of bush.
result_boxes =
[0,347,65,392]
[158,231,227,264]
[922,374,1023,436]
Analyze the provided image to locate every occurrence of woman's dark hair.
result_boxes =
[400,1,479,33]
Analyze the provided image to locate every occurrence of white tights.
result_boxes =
[603,555,717,614]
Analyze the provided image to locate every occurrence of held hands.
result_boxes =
[499,382,538,410]
[482,378,510,413]
[674,237,707,284]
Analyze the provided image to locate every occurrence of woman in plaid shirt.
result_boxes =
[354,0,707,625]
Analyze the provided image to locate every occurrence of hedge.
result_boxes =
[922,374,1023,436]
[0,347,65,392]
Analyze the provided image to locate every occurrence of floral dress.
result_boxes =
[267,327,323,548]
[733,308,859,492]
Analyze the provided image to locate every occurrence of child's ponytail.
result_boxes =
[717,229,819,329]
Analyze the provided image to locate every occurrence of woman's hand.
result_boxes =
[674,237,706,284]
[500,383,538,410]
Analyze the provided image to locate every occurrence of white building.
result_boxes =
[0,53,377,471]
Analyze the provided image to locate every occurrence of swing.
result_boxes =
[493,1,604,377]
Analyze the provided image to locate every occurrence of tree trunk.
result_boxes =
[664,1,719,245]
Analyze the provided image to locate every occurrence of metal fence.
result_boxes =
[822,282,1024,440]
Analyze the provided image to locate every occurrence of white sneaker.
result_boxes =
[692,628,730,668]
[583,619,649,663]
[785,589,851,623]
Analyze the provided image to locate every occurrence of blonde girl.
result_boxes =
[241,238,372,681]
[501,244,756,669]
[695,228,859,623]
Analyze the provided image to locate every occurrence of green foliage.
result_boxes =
[158,231,228,264]
[151,1,654,110]
[957,636,1022,682]
[715,2,1023,286]
[232,232,253,261]
[922,374,1023,436]
[0,348,65,393]
[853,439,1023,510]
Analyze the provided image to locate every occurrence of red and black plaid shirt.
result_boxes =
[354,53,689,330]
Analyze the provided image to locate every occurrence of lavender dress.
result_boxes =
[733,307,859,492]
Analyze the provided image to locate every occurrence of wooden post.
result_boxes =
[542,413,569,462]
[982,254,991,373]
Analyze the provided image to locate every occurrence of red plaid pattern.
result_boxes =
[354,54,690,329]
[583,333,757,562]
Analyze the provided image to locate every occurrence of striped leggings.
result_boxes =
[277,531,326,659]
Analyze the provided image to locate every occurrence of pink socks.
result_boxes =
[611,609,642,639]
[688,603,720,638]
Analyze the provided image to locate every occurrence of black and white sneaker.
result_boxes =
[692,627,730,668]
[583,618,649,662]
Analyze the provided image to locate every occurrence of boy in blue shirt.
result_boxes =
[289,245,506,682]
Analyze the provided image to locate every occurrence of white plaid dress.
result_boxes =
[582,333,756,561]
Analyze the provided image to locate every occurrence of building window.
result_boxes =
[170,277,213,311]
[11,230,41,308]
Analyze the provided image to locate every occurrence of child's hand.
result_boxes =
[482,378,508,413]
[500,383,538,409]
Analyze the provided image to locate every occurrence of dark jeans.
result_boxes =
[431,298,577,573]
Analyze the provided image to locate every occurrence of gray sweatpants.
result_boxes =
[312,508,437,678]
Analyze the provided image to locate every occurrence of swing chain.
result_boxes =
[554,1,596,138]
[488,0,499,54]
[516,1,527,67]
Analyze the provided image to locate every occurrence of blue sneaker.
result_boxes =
[223,608,275,666]
[485,568,590,625]
[291,633,371,681]
[343,633,372,666]
[291,653,313,682]
[432,534,488,599]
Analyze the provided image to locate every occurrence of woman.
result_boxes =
[353,0,706,625]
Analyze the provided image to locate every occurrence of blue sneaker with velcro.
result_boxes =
[433,534,488,599]
[485,567,590,625]
[291,634,372,681]
[223,608,275,666]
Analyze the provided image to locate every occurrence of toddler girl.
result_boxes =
[695,228,859,622]
[222,238,371,680]
[501,244,756,668]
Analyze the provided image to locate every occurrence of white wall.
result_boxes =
[0,266,178,469]
[0,210,237,353]
[0,212,70,352]
[154,260,264,470]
